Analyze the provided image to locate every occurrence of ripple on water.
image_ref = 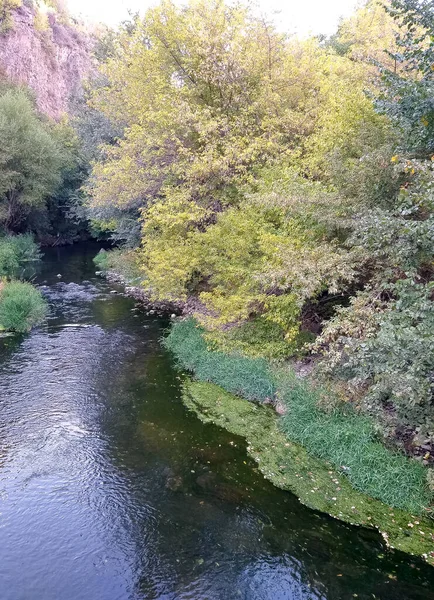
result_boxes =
[0,244,433,600]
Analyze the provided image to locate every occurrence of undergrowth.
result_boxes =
[163,318,276,401]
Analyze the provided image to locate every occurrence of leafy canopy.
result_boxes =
[0,88,65,230]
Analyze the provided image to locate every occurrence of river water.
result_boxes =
[0,243,433,600]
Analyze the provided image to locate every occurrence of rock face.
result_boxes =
[0,4,93,119]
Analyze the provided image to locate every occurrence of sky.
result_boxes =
[66,0,361,37]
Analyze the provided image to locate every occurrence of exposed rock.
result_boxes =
[0,4,93,119]
[165,475,184,492]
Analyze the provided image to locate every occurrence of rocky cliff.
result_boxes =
[0,3,93,119]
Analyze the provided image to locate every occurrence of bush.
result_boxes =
[94,248,142,284]
[315,281,434,431]
[163,318,276,401]
[0,234,41,277]
[0,281,47,332]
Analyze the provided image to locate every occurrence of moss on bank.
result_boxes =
[183,380,434,566]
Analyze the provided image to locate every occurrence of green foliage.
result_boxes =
[93,248,142,284]
[140,170,355,357]
[315,280,434,430]
[376,0,434,153]
[163,318,276,401]
[0,88,65,231]
[278,372,432,513]
[0,280,47,332]
[87,0,323,214]
[205,314,311,360]
[0,234,41,277]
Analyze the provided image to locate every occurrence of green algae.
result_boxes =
[182,379,434,566]
[165,318,432,515]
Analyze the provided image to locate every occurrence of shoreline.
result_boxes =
[182,380,434,566]
[96,270,434,567]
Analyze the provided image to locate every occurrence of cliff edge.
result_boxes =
[0,2,93,119]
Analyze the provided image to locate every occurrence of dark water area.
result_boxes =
[0,243,433,600]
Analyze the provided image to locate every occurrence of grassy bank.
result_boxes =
[0,235,47,333]
[164,319,432,514]
[164,318,434,562]
[0,280,47,333]
[183,380,434,564]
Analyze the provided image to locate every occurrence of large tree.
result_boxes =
[87,0,324,214]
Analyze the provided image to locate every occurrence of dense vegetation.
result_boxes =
[89,0,434,480]
[0,234,46,331]
[0,81,90,243]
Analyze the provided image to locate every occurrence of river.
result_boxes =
[0,243,433,600]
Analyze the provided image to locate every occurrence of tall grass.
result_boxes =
[0,281,47,332]
[163,318,276,401]
[278,373,432,513]
[165,318,433,514]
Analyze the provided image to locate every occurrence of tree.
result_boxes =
[376,0,434,153]
[0,88,65,231]
[87,0,324,214]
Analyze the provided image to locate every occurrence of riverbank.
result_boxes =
[95,267,434,566]
[183,380,434,565]
[163,318,434,566]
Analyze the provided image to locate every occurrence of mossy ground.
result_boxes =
[183,380,434,566]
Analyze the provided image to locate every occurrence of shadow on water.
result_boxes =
[0,242,433,600]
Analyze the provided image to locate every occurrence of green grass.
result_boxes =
[164,318,433,515]
[0,281,47,332]
[278,373,432,513]
[163,318,276,401]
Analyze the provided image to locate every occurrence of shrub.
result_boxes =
[315,280,434,430]
[0,281,47,332]
[0,234,41,277]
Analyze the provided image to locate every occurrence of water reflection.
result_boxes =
[0,243,433,600]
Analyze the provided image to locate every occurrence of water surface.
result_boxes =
[0,243,433,600]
